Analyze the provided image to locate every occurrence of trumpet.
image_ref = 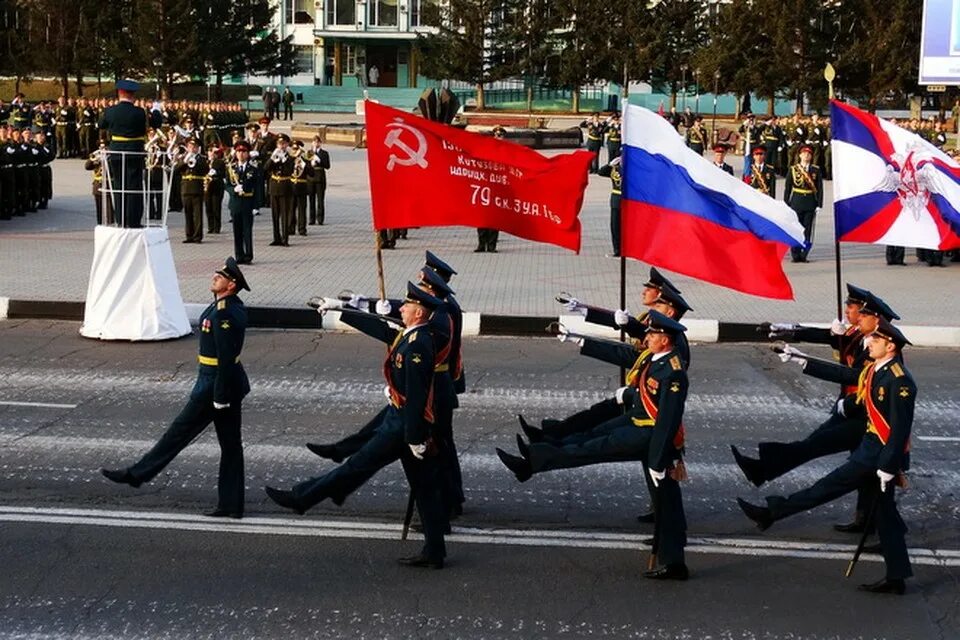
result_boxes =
[227,160,241,188]
[270,147,288,164]
[185,151,197,168]
[167,142,186,163]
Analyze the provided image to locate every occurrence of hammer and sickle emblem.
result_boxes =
[384,119,428,172]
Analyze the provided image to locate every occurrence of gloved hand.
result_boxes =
[250,149,260,158]
[233,184,244,194]
[835,398,846,417]
[383,385,392,400]
[777,344,808,366]
[408,443,427,460]
[316,297,343,315]
[768,322,799,338]
[207,168,217,177]
[213,401,230,410]
[151,101,163,112]
[31,148,39,155]
[877,469,895,493]
[556,325,584,347]
[376,299,392,316]
[562,297,587,316]
[649,468,666,488]
[615,386,630,405]
[344,293,367,310]
[614,309,631,327]
[830,318,847,336]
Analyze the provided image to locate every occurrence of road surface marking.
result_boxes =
[0,401,77,409]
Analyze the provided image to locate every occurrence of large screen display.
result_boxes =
[919,0,960,85]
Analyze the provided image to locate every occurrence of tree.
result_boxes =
[548,0,622,112]
[639,0,708,108]
[494,0,564,110]
[0,1,38,92]
[134,0,201,98]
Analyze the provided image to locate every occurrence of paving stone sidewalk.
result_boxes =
[1,133,958,327]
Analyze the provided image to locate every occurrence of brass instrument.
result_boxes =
[270,147,288,165]
[145,130,167,170]
[226,160,241,188]
[291,145,305,179]
[185,151,197,169]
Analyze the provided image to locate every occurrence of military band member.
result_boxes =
[783,144,823,263]
[77,99,98,156]
[103,259,251,519]
[684,114,708,155]
[263,133,295,246]
[711,143,734,175]
[498,311,691,580]
[306,135,330,225]
[745,146,776,198]
[597,156,623,257]
[738,316,916,595]
[176,138,208,243]
[85,139,112,225]
[266,283,449,569]
[738,112,763,156]
[289,141,314,236]
[227,141,259,264]
[580,113,606,174]
[205,145,226,234]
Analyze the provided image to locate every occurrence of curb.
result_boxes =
[2,297,958,347]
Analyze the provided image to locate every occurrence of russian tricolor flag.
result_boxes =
[621,105,804,300]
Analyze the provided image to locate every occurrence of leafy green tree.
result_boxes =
[639,0,708,108]
[548,0,621,112]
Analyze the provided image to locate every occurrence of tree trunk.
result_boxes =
[526,86,533,113]
[75,73,84,97]
[670,84,677,109]
[476,83,485,110]
[767,97,775,116]
[572,86,580,113]
[216,71,224,101]
[60,74,69,98]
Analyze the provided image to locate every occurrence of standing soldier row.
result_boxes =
[0,123,54,220]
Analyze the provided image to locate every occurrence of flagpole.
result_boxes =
[375,231,386,301]
[619,255,627,385]
[824,64,842,319]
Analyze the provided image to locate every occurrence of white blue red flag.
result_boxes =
[831,100,960,251]
[621,105,804,300]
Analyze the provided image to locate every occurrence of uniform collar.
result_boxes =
[403,322,427,336]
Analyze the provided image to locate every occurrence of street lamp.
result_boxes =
[694,68,701,114]
[681,64,688,111]
[712,69,720,145]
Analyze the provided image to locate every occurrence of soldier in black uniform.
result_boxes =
[33,131,54,209]
[176,138,208,243]
[98,79,163,227]
[205,145,226,234]
[738,316,916,595]
[0,124,14,220]
[306,135,330,225]
[498,311,691,580]
[684,114,708,155]
[761,116,784,175]
[266,283,450,569]
[226,141,259,264]
[263,133,295,246]
[745,146,776,198]
[597,156,622,257]
[605,112,622,163]
[806,113,828,171]
[102,259,251,519]
[580,113,606,174]
[84,137,112,225]
[711,143,734,175]
[289,141,314,236]
[738,112,763,156]
[783,144,823,263]
[10,128,30,214]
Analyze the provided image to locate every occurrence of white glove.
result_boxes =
[250,149,259,158]
[877,469,895,493]
[213,401,230,410]
[777,344,808,366]
[233,184,244,194]
[556,326,584,347]
[376,299,392,316]
[614,309,630,327]
[383,385,392,400]
[835,399,846,417]
[207,169,217,177]
[344,294,367,310]
[408,443,427,460]
[31,148,39,155]
[830,318,846,336]
[615,386,630,405]
[562,298,587,316]
[316,297,343,314]
[151,101,162,112]
[649,468,666,488]
[769,322,797,332]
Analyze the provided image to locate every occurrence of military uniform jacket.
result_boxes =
[685,125,708,149]
[99,102,162,150]
[198,295,250,405]
[226,161,261,213]
[306,148,330,188]
[263,153,294,196]
[621,349,689,471]
[580,120,606,148]
[841,355,915,473]
[207,157,226,193]
[176,155,209,196]
[746,163,776,198]
[597,161,621,208]
[784,163,823,210]
[584,307,691,369]
[803,332,871,401]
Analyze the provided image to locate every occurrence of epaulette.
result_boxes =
[409,331,417,343]
[670,355,682,371]
[217,300,226,310]
[890,363,904,378]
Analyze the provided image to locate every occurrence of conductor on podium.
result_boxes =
[98,79,163,227]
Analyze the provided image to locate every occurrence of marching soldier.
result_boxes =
[580,113,606,174]
[226,141,259,265]
[711,143,735,175]
[205,145,226,234]
[738,316,916,595]
[266,283,450,569]
[176,138,208,243]
[289,140,314,236]
[684,114,708,155]
[745,146,776,197]
[597,156,622,257]
[783,144,823,263]
[103,259,251,520]
[498,311,692,580]
[605,112,622,163]
[263,133,295,246]
[305,134,330,225]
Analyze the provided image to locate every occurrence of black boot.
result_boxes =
[858,578,905,595]
[731,445,765,487]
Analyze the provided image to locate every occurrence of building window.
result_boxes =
[326,0,355,25]
[343,44,366,76]
[410,0,438,27]
[368,0,397,27]
[295,45,314,73]
[285,0,295,24]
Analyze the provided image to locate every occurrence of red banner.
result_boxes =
[365,101,593,253]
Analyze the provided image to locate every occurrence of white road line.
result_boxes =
[917,436,960,442]
[0,401,77,409]
[1,505,958,567]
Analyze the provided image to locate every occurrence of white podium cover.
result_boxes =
[80,225,191,341]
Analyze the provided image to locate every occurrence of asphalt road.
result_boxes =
[0,320,958,639]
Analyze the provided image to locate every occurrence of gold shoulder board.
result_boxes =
[670,356,682,370]
[890,363,904,378]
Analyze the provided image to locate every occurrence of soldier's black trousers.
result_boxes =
[757,412,864,482]
[231,206,254,264]
[766,460,911,580]
[127,369,245,513]
[586,141,601,173]
[308,183,325,224]
[790,207,816,262]
[205,186,224,233]
[106,152,145,227]
[182,194,204,242]
[541,397,621,441]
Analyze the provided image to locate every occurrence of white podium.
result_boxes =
[80,225,191,341]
